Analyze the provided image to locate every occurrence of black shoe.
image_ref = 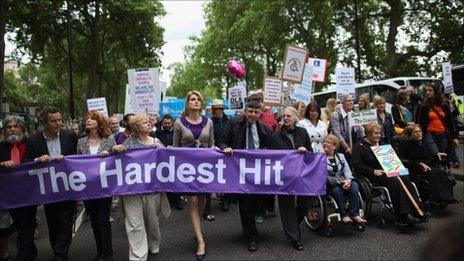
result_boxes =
[247,237,257,252]
[405,214,420,225]
[290,240,304,251]
[220,202,229,212]
[195,245,206,261]
[174,202,184,210]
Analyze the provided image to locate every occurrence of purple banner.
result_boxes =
[0,147,327,210]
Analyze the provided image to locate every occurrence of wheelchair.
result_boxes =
[304,183,367,237]
[354,174,424,230]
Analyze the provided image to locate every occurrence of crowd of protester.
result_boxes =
[0,82,462,261]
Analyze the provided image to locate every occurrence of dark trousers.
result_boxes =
[328,181,361,216]
[203,194,212,214]
[411,168,454,202]
[257,195,275,214]
[84,197,113,261]
[166,193,183,207]
[277,195,310,241]
[44,201,76,261]
[9,205,38,261]
[238,195,261,238]
[371,175,419,217]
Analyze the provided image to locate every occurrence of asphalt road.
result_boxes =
[6,180,464,261]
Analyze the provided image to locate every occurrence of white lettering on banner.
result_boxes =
[28,157,284,195]
[349,109,378,126]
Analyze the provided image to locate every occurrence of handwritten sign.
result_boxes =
[371,145,409,177]
[349,109,378,126]
[86,97,108,116]
[128,68,160,115]
[263,77,283,106]
[282,44,308,83]
[335,67,355,100]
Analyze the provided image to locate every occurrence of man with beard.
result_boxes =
[0,115,35,261]
[24,106,78,261]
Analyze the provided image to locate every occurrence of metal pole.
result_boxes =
[66,0,76,119]
[354,0,362,82]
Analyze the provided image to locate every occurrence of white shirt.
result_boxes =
[297,119,328,153]
[89,145,99,155]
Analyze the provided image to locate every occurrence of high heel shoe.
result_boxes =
[195,244,206,261]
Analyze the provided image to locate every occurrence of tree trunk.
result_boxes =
[0,0,8,115]
[85,1,100,99]
[385,0,402,77]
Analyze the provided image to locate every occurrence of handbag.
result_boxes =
[393,105,406,135]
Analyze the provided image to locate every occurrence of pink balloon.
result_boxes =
[226,60,246,79]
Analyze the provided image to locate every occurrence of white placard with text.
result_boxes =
[307,57,327,83]
[442,62,454,93]
[86,97,108,116]
[228,82,247,110]
[336,67,355,100]
[263,77,283,106]
[282,45,308,83]
[291,63,313,104]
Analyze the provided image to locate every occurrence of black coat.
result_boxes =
[270,126,312,152]
[24,129,78,162]
[351,139,381,180]
[217,116,272,150]
[398,139,437,172]
[155,127,174,146]
[416,103,457,139]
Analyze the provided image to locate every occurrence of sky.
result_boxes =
[5,0,207,86]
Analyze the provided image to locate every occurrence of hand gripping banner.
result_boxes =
[0,147,327,210]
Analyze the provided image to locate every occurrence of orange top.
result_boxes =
[426,106,445,133]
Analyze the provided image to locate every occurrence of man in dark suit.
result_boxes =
[0,115,35,261]
[218,100,272,252]
[24,106,78,261]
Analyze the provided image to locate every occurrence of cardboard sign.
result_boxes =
[307,57,327,83]
[127,68,160,115]
[291,63,313,104]
[263,77,283,106]
[335,67,355,100]
[349,109,378,126]
[442,62,454,93]
[371,145,409,177]
[228,81,247,110]
[86,97,108,116]
[282,44,309,83]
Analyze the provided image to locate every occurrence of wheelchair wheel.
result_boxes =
[304,196,326,231]
[356,176,373,218]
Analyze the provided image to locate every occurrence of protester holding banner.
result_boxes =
[173,91,214,260]
[76,111,116,261]
[0,116,28,261]
[373,96,394,144]
[398,124,456,205]
[297,102,327,153]
[270,107,311,251]
[113,114,171,260]
[323,134,366,225]
[114,113,135,145]
[352,123,426,226]
[24,106,78,260]
[219,100,272,252]
[416,83,458,155]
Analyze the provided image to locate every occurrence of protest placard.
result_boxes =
[228,81,247,110]
[349,109,378,126]
[86,97,108,116]
[127,68,160,115]
[335,67,355,100]
[282,44,308,83]
[307,57,327,83]
[371,145,409,177]
[263,77,283,106]
[291,63,313,104]
[123,84,134,115]
[442,61,454,93]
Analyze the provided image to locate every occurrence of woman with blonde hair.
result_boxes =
[373,96,393,144]
[113,114,171,260]
[173,90,214,260]
[292,101,306,120]
[357,93,371,111]
[321,98,337,124]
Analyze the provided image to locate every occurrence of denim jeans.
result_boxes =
[423,132,448,154]
[328,180,361,217]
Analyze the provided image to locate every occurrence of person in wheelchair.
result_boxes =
[352,123,427,226]
[323,134,367,225]
[398,124,457,205]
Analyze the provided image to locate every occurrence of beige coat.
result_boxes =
[173,117,215,148]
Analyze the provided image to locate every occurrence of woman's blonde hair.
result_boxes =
[326,98,337,113]
[373,95,386,110]
[357,93,371,110]
[324,134,340,150]
[182,90,204,117]
[129,115,150,137]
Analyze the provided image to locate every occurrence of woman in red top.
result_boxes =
[416,83,459,154]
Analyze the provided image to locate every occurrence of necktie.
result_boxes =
[247,125,255,149]
[11,144,21,165]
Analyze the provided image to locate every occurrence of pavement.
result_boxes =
[4,143,463,260]
[451,143,464,181]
